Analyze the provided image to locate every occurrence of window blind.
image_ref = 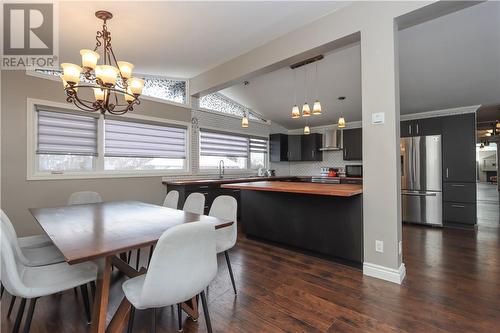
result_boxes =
[249,137,268,153]
[200,130,249,157]
[104,118,187,159]
[37,108,98,156]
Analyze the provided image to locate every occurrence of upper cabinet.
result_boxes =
[343,128,362,161]
[401,118,442,137]
[301,133,323,161]
[269,133,323,162]
[442,113,476,183]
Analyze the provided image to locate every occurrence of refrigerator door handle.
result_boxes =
[402,191,437,197]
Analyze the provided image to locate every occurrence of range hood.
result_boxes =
[319,129,343,151]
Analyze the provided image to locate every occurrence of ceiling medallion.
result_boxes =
[60,10,144,115]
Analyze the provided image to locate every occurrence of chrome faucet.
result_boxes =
[218,160,225,179]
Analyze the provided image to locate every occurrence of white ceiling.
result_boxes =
[58,1,347,78]
[221,1,500,129]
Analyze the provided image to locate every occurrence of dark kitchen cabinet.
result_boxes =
[343,128,362,161]
[301,133,323,161]
[270,134,288,162]
[442,113,476,183]
[401,118,441,137]
[287,135,302,161]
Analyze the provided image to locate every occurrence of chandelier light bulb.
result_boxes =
[312,100,322,115]
[117,61,134,79]
[95,65,119,86]
[80,49,100,70]
[60,75,77,92]
[93,87,106,101]
[124,87,135,103]
[291,105,300,119]
[338,116,346,128]
[496,121,500,129]
[302,102,311,117]
[61,63,82,84]
[128,77,145,95]
[304,125,310,135]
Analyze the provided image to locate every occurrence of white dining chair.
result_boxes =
[67,191,103,205]
[183,192,206,215]
[0,210,64,267]
[122,222,217,333]
[1,210,52,249]
[209,195,238,294]
[0,229,97,333]
[163,190,179,209]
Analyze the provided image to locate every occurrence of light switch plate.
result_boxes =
[372,112,385,124]
[375,240,384,253]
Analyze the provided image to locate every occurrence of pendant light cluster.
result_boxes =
[290,55,347,134]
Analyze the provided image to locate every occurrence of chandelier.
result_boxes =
[60,10,144,115]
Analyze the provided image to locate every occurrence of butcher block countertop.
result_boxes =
[221,181,363,197]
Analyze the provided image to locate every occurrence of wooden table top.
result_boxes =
[221,181,363,197]
[30,201,233,264]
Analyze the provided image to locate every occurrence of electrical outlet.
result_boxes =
[399,241,402,255]
[375,240,384,253]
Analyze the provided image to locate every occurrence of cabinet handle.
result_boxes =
[446,168,449,179]
[416,123,419,134]
[409,125,412,135]
[451,204,465,208]
[451,184,465,187]
[344,148,347,158]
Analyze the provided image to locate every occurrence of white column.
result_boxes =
[361,16,405,284]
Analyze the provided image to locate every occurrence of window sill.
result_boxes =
[27,170,192,181]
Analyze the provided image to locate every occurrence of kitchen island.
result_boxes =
[221,181,363,267]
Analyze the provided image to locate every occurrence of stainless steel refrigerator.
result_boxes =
[401,135,443,226]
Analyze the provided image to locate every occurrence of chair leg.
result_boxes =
[73,287,78,296]
[90,281,96,299]
[1,283,4,299]
[22,298,38,333]
[150,308,156,333]
[135,249,141,270]
[7,295,17,318]
[127,251,132,264]
[224,251,237,294]
[147,245,154,266]
[12,297,26,333]
[177,303,183,332]
[200,291,213,333]
[127,307,135,333]
[80,284,91,324]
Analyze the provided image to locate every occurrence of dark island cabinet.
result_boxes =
[343,128,362,161]
[269,133,323,162]
[401,118,442,137]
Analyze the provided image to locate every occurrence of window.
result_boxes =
[199,129,268,170]
[30,101,190,178]
[199,92,262,121]
[33,69,187,104]
[36,107,98,172]
[104,117,187,171]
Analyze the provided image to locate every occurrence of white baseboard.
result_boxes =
[363,262,406,284]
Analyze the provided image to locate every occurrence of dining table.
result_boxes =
[29,200,234,333]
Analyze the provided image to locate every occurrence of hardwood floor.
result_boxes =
[2,192,499,332]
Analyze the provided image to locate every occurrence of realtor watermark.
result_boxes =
[2,2,59,69]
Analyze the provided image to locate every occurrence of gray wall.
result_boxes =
[1,71,191,236]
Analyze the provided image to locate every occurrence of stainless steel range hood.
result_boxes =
[319,129,343,151]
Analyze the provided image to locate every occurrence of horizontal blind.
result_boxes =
[249,137,268,153]
[37,109,98,156]
[200,130,249,157]
[105,119,187,158]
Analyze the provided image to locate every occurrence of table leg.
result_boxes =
[106,298,132,333]
[181,295,200,320]
[90,256,113,333]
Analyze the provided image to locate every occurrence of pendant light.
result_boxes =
[302,66,311,117]
[291,70,300,119]
[304,124,310,135]
[337,96,346,128]
[312,62,322,115]
[242,109,249,128]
